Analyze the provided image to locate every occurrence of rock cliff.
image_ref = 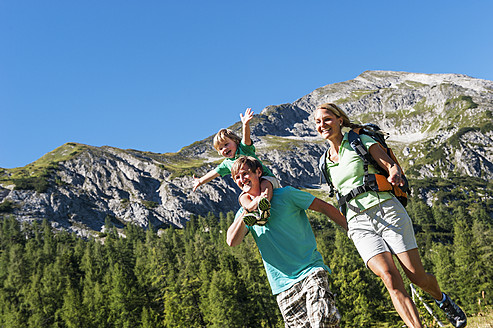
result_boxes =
[1,70,492,235]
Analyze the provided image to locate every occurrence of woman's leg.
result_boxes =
[367,251,423,328]
[394,248,443,300]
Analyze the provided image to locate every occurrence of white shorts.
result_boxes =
[262,175,281,189]
[347,196,418,266]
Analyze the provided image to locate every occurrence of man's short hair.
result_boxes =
[231,156,263,178]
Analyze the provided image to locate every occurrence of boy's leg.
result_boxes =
[242,211,260,226]
[258,179,274,221]
[259,178,274,201]
[238,192,261,226]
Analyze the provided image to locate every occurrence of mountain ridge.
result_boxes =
[1,70,492,236]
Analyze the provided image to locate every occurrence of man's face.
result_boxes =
[233,163,262,195]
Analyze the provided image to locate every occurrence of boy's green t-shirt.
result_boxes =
[215,142,274,178]
[325,133,392,220]
[240,186,330,295]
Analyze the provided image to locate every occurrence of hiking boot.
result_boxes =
[258,197,271,221]
[256,216,268,226]
[436,293,467,328]
[243,212,259,226]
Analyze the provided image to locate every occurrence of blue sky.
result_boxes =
[1,1,492,168]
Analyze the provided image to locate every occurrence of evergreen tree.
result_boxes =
[432,202,453,232]
[3,243,28,327]
[470,217,493,311]
[328,228,395,326]
[0,197,491,328]
[81,241,110,327]
[60,283,85,328]
[203,268,248,328]
[140,306,161,328]
[429,242,454,291]
[107,262,137,328]
[452,209,478,312]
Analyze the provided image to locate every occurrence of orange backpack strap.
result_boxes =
[342,129,409,213]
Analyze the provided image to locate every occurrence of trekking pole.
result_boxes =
[410,284,445,327]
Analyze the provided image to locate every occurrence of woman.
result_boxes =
[314,103,466,328]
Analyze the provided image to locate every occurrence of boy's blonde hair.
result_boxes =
[213,129,241,151]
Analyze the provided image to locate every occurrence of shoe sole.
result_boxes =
[260,209,270,220]
[258,198,271,211]
[258,198,271,221]
[243,214,258,226]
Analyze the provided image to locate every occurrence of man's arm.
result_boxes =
[308,198,348,231]
[226,211,249,247]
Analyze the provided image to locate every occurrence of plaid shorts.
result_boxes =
[276,268,341,328]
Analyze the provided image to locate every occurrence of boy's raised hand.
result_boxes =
[240,107,254,125]
[192,175,201,191]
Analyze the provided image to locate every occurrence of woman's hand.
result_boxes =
[387,164,405,187]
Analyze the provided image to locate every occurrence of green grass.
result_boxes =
[142,200,159,209]
[157,152,219,179]
[445,95,479,110]
[0,200,14,213]
[336,89,378,103]
[261,135,324,152]
[468,310,493,328]
[448,127,480,147]
[0,142,88,192]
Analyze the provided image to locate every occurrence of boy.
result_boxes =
[193,108,280,225]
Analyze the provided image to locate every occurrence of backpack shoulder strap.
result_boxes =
[348,130,370,161]
[318,148,335,197]
[348,129,385,175]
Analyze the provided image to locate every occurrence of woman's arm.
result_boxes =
[368,143,405,187]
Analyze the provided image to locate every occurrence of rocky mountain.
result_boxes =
[1,70,492,236]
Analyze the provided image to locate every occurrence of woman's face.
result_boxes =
[314,107,343,140]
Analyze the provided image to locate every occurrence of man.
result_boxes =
[227,156,347,327]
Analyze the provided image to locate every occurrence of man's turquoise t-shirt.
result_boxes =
[238,186,330,295]
[215,142,274,178]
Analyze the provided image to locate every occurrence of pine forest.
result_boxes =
[0,184,492,328]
